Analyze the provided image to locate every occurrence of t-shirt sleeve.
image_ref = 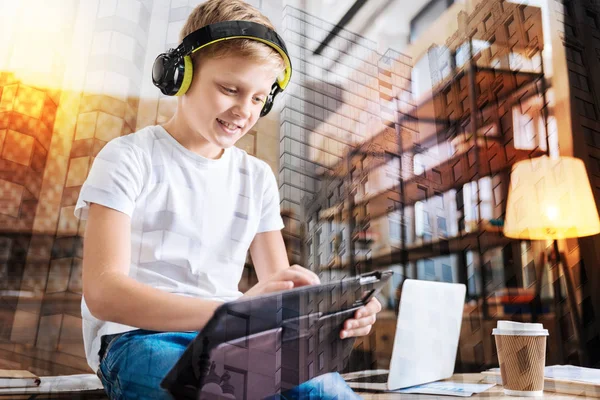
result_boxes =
[74,138,147,220]
[257,164,285,233]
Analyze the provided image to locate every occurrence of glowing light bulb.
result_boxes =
[545,205,559,221]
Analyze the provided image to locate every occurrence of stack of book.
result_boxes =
[0,369,40,389]
[0,371,104,395]
[482,365,600,398]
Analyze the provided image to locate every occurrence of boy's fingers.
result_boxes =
[345,315,376,330]
[290,264,320,283]
[280,269,308,284]
[290,264,320,284]
[341,324,372,339]
[267,281,293,292]
[366,297,382,313]
[355,298,382,319]
[359,315,377,327]
[285,266,320,285]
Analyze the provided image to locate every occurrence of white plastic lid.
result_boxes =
[492,320,549,336]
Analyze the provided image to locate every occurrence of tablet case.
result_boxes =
[161,270,392,399]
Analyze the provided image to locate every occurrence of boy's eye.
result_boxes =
[253,96,266,104]
[221,86,237,94]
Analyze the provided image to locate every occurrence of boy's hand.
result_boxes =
[242,264,320,297]
[340,297,382,339]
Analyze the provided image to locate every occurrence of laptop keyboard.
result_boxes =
[347,373,389,384]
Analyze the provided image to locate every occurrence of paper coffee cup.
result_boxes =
[493,321,548,397]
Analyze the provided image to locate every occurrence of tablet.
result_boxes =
[161,270,392,399]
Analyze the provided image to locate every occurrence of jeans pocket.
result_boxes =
[102,334,133,372]
[97,362,113,397]
[99,332,125,365]
[102,330,156,371]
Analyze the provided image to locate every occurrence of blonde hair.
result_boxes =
[180,0,285,75]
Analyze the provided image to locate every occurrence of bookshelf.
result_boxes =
[310,40,549,324]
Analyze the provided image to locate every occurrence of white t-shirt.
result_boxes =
[74,125,284,372]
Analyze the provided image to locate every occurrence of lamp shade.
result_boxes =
[504,156,600,240]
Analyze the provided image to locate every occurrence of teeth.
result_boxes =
[218,119,238,130]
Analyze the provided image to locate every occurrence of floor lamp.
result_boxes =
[503,155,600,366]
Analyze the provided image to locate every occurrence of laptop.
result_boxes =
[345,279,466,391]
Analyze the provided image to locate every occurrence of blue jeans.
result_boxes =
[97,329,360,400]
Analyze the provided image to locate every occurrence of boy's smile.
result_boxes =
[163,55,279,159]
[216,117,242,135]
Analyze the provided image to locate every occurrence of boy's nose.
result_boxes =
[232,98,253,119]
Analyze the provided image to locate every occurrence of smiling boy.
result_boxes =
[75,0,381,398]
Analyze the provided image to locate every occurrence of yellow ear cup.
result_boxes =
[175,55,193,96]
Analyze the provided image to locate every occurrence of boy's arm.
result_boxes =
[244,231,320,297]
[83,203,221,331]
[248,230,290,281]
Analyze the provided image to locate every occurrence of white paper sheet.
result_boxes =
[544,365,600,385]
[390,381,496,397]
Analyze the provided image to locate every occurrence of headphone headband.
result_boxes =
[179,21,291,90]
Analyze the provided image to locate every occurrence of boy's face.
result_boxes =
[180,54,278,155]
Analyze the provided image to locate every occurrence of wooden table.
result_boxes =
[2,373,592,399]
[350,373,590,399]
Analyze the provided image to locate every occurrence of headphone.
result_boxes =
[152,20,292,117]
